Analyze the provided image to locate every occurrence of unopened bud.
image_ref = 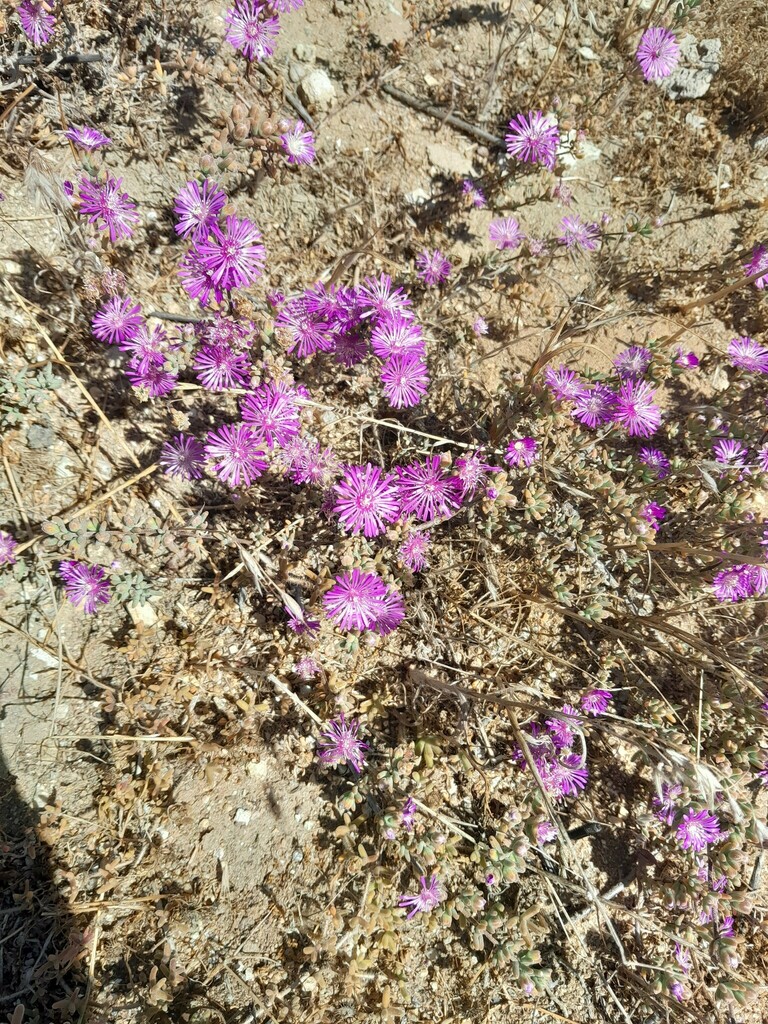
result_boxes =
[262,120,275,136]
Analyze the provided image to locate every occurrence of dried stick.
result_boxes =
[380,83,504,147]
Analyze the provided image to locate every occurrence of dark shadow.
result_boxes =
[0,746,87,1021]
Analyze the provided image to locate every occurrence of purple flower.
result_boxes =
[294,655,319,680]
[174,178,227,242]
[380,353,429,408]
[91,296,144,346]
[241,382,301,448]
[505,111,559,171]
[126,363,178,397]
[0,531,19,566]
[178,250,223,306]
[204,423,267,487]
[674,943,691,973]
[727,336,768,374]
[373,587,406,635]
[64,124,111,151]
[120,322,168,371]
[642,502,666,531]
[358,274,412,319]
[676,808,721,852]
[399,530,431,572]
[398,874,444,919]
[639,447,670,479]
[370,314,425,361]
[489,217,524,251]
[712,565,750,602]
[17,0,56,45]
[224,0,280,62]
[275,297,333,358]
[558,215,600,252]
[58,561,111,614]
[675,348,699,369]
[581,689,612,716]
[323,568,388,632]
[669,980,686,1004]
[472,316,488,336]
[77,174,139,242]
[713,438,750,471]
[462,179,486,208]
[547,754,589,799]
[614,345,652,379]
[536,820,557,844]
[317,714,368,773]
[280,121,315,165]
[195,215,266,291]
[545,705,581,749]
[635,27,680,81]
[573,383,617,428]
[194,343,251,391]
[613,379,661,437]
[544,363,586,402]
[758,447,768,473]
[160,433,206,480]
[504,436,538,468]
[652,783,682,826]
[272,0,304,10]
[415,249,452,287]
[401,797,417,831]
[333,463,400,537]
[397,456,461,522]
[454,450,493,499]
[744,244,768,289]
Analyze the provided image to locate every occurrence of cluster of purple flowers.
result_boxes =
[543,355,662,438]
[274,274,429,408]
[712,562,768,602]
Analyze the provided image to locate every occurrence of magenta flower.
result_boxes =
[639,447,670,479]
[544,363,586,402]
[0,531,19,566]
[401,797,417,831]
[63,124,111,151]
[194,343,251,391]
[718,916,735,939]
[462,179,486,208]
[241,382,301,448]
[676,808,721,852]
[370,314,425,360]
[548,754,589,799]
[558,215,600,252]
[398,530,431,572]
[323,568,388,632]
[642,502,666,531]
[545,705,581,749]
[536,820,557,844]
[505,111,559,171]
[674,943,691,973]
[397,456,461,522]
[195,215,266,291]
[77,174,139,242]
[504,436,539,468]
[675,348,699,369]
[273,0,304,9]
[712,565,750,603]
[373,587,406,635]
[126,363,178,397]
[317,714,368,773]
[572,383,617,428]
[160,433,206,480]
[358,274,412,319]
[91,296,144,346]
[120,322,168,370]
[758,446,768,473]
[669,981,686,1004]
[636,26,680,81]
[614,345,652,379]
[224,0,280,62]
[454,450,493,499]
[333,463,400,537]
[204,423,267,487]
[275,298,334,358]
[17,0,56,45]
[472,316,488,336]
[713,438,749,470]
[727,336,768,374]
[652,783,682,826]
[58,560,111,614]
[178,249,223,306]
[380,354,429,408]
[398,874,444,919]
[334,332,369,367]
[489,217,524,251]
[415,249,452,287]
[280,121,315,165]
[613,379,661,437]
[294,655,319,680]
[744,244,768,289]
[581,689,612,716]
[174,178,227,242]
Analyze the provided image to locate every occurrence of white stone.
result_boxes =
[298,69,336,112]
[234,808,252,826]
[661,36,721,100]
